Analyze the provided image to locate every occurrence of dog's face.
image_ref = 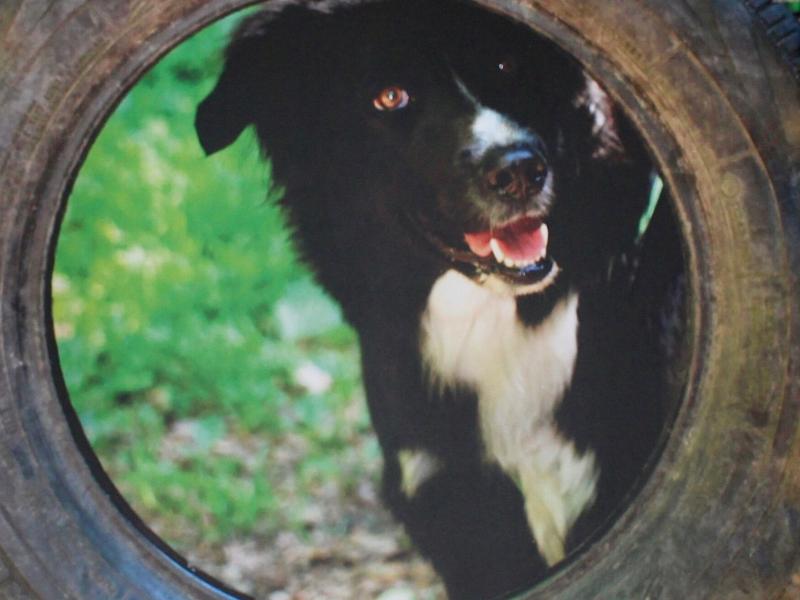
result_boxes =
[197,0,651,303]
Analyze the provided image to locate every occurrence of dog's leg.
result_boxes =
[520,465,567,565]
[517,435,598,566]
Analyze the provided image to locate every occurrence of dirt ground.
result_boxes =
[184,485,444,600]
[153,424,445,600]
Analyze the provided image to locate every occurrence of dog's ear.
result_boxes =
[194,11,290,155]
[195,55,254,155]
[573,76,628,161]
[194,65,252,155]
[575,75,656,170]
[195,7,316,156]
[195,16,269,156]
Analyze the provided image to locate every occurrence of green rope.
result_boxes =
[637,174,663,241]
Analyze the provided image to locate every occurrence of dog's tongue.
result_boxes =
[464,216,548,263]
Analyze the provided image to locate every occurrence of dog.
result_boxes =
[196,1,683,597]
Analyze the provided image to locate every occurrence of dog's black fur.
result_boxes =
[196,2,684,598]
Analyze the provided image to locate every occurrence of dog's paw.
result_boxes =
[518,439,598,566]
[521,470,568,566]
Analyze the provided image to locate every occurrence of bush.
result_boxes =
[53,11,371,547]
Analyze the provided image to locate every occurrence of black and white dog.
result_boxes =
[196,1,683,597]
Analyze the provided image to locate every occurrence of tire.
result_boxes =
[0,1,798,599]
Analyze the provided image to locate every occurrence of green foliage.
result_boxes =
[53,11,368,547]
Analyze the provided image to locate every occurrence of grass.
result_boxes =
[52,9,375,551]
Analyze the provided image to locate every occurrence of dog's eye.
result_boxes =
[497,56,518,75]
[373,86,411,111]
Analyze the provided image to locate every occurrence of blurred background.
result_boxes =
[52,10,441,599]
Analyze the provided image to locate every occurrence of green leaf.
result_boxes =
[273,277,345,341]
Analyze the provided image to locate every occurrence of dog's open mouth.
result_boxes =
[409,210,558,290]
[464,215,548,268]
[462,215,557,287]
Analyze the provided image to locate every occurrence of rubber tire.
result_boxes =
[0,1,798,598]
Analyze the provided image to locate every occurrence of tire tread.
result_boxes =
[745,0,800,78]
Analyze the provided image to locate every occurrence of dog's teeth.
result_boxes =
[540,224,549,259]
[490,238,506,264]
[489,225,549,268]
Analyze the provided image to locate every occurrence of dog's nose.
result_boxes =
[484,148,548,201]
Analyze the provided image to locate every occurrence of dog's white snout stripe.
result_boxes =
[470,108,533,159]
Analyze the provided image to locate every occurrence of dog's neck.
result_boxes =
[420,269,598,565]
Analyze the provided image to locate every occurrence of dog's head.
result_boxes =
[197,0,652,302]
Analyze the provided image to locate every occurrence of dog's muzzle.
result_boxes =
[403,137,559,295]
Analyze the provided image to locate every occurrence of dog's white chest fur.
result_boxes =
[420,270,598,565]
